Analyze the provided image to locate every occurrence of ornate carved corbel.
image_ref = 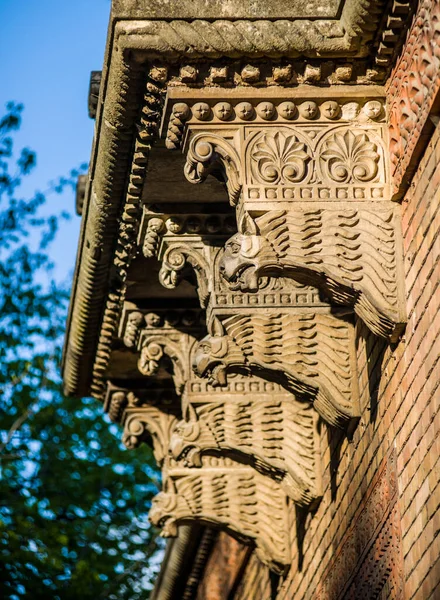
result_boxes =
[104,386,297,572]
[139,208,236,307]
[194,303,360,429]
[119,305,204,395]
[163,90,406,341]
[118,303,322,505]
[170,384,321,506]
[219,207,404,340]
[149,455,292,573]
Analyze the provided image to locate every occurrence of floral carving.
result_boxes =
[320,130,380,183]
[250,130,311,184]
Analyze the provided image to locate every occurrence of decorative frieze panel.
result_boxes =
[163,88,406,341]
[149,455,292,572]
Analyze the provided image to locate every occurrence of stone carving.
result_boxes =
[166,102,191,150]
[169,101,406,339]
[184,133,242,205]
[250,130,311,185]
[158,243,214,308]
[86,68,167,400]
[120,308,203,395]
[139,208,236,307]
[142,217,165,258]
[320,130,380,183]
[88,70,102,120]
[388,0,440,195]
[120,305,322,504]
[183,122,388,206]
[123,406,179,463]
[104,386,181,464]
[193,311,358,428]
[220,208,405,340]
[170,393,320,505]
[167,98,386,152]
[314,450,404,600]
[150,456,291,572]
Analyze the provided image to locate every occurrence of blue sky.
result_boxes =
[0,0,111,280]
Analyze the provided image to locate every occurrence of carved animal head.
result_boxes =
[169,417,203,466]
[219,214,278,291]
[192,334,245,387]
[149,490,179,537]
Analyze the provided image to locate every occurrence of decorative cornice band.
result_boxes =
[63,1,413,397]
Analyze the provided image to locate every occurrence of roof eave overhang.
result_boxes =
[62,0,410,397]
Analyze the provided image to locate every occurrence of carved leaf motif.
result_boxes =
[320,130,379,183]
[251,130,310,184]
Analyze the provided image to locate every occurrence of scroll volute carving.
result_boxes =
[165,93,406,342]
[104,386,181,465]
[119,306,205,396]
[149,455,292,573]
[184,132,242,205]
[139,209,236,308]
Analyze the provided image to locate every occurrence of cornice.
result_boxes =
[62,0,413,398]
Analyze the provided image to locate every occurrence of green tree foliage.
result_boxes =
[0,103,163,599]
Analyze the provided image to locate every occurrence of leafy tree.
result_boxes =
[0,103,163,599]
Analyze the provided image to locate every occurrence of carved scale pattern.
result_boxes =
[194,312,358,428]
[150,457,291,572]
[120,307,321,505]
[179,113,405,340]
[170,395,318,505]
[220,207,403,339]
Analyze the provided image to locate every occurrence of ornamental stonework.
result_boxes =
[61,0,423,591]
[150,455,292,573]
[118,304,322,508]
[162,89,406,343]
